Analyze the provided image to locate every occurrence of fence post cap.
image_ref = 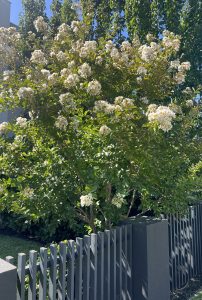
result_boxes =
[0,258,16,274]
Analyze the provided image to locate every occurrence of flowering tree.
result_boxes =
[0,17,201,234]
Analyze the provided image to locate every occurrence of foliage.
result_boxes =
[80,0,202,87]
[0,17,201,233]
[19,0,46,34]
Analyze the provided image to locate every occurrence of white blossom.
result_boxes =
[0,122,8,135]
[80,193,93,207]
[55,116,68,130]
[175,72,186,84]
[61,68,70,77]
[3,70,15,81]
[41,69,50,78]
[34,16,48,33]
[121,41,132,52]
[55,23,70,41]
[139,45,156,62]
[59,93,76,109]
[78,63,92,78]
[30,50,47,65]
[147,105,176,132]
[16,117,27,128]
[48,73,58,85]
[64,74,80,88]
[94,101,115,114]
[99,125,111,136]
[17,87,34,99]
[140,97,149,104]
[105,40,114,52]
[56,51,66,62]
[186,100,194,107]
[23,187,34,198]
[87,80,101,96]
[71,21,80,33]
[137,66,147,76]
[79,41,97,58]
[112,193,125,208]
[170,60,180,69]
[178,62,191,72]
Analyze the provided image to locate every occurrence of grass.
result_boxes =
[0,233,41,261]
[190,291,202,299]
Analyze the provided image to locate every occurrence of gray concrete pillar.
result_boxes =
[0,259,17,300]
[131,217,170,300]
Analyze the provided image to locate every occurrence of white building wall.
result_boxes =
[0,0,15,124]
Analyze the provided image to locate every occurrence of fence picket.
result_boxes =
[127,224,132,300]
[110,229,116,300]
[75,237,83,300]
[49,244,57,300]
[5,256,14,264]
[116,227,122,299]
[90,233,97,300]
[67,240,75,300]
[97,231,104,300]
[58,242,67,300]
[39,247,48,300]
[83,235,90,300]
[28,250,37,300]
[103,230,110,300]
[17,253,26,300]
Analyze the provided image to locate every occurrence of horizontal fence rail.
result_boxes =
[168,203,202,291]
[4,224,133,300]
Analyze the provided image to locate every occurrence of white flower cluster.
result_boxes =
[56,51,66,62]
[16,117,27,128]
[99,125,111,136]
[48,73,58,85]
[79,41,97,58]
[137,66,147,76]
[64,74,80,88]
[34,16,48,33]
[59,93,76,109]
[3,70,15,81]
[17,87,34,99]
[186,100,194,107]
[78,63,92,78]
[94,100,116,114]
[87,80,101,96]
[147,105,176,132]
[114,96,134,108]
[139,45,157,62]
[71,21,81,34]
[55,115,68,130]
[0,122,8,135]
[162,30,180,51]
[0,27,21,69]
[55,23,70,41]
[80,193,93,207]
[169,59,191,84]
[111,193,125,208]
[31,50,47,65]
[41,69,50,79]
[23,187,34,198]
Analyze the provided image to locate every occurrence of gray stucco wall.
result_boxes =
[0,0,11,27]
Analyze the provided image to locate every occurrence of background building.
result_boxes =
[0,0,11,27]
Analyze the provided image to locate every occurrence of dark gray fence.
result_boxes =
[3,224,134,300]
[1,204,202,299]
[168,203,202,291]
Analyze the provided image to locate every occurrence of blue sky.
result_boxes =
[10,0,53,25]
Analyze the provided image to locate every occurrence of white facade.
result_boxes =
[0,0,17,124]
[0,0,11,27]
